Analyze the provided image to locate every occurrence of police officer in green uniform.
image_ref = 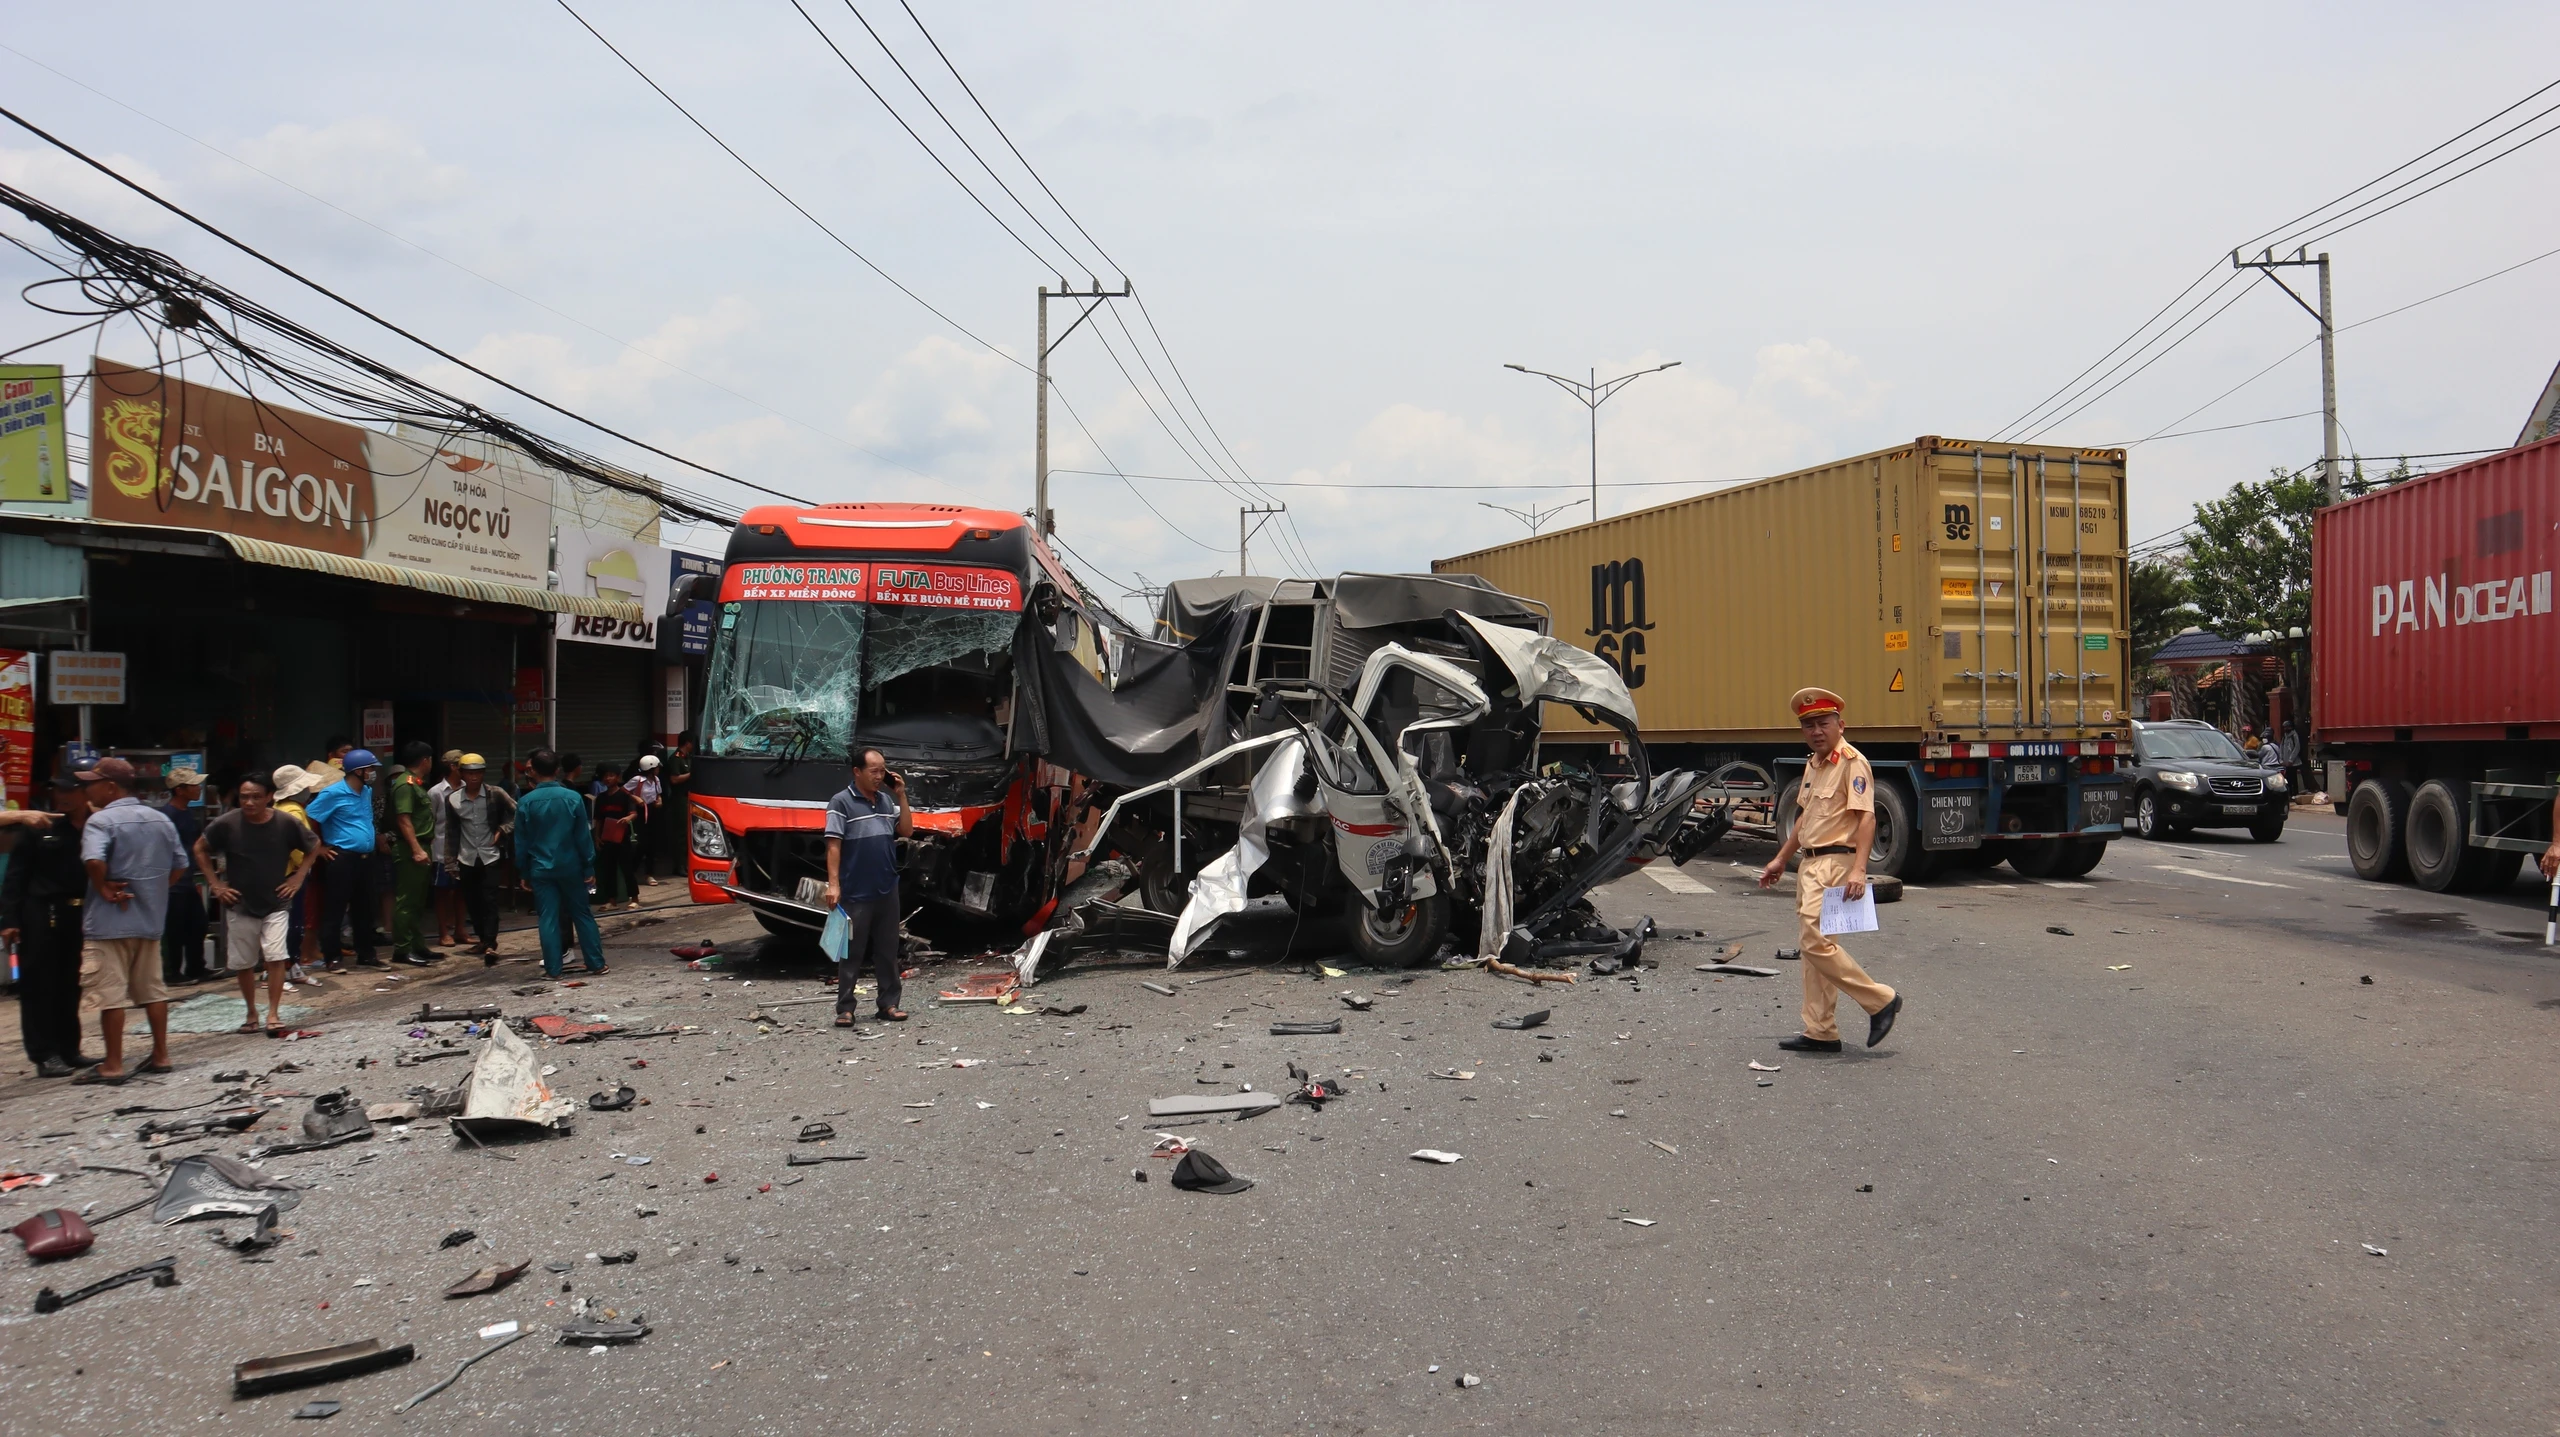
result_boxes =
[0,774,101,1076]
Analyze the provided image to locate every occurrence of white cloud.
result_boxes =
[227,118,469,220]
[0,145,173,236]
[435,296,757,412]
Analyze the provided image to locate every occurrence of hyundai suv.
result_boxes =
[2126,719,2290,842]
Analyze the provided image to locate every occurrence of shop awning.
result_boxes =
[222,535,641,619]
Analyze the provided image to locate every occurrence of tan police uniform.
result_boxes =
[1788,690,1896,1043]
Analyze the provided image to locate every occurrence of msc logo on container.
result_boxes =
[1586,558,1654,688]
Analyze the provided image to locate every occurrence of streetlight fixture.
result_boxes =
[1504,360,1681,521]
[1477,496,1588,536]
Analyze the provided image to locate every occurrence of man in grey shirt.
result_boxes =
[75,756,187,1083]
[437,754,515,964]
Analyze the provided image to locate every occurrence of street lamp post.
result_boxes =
[1504,360,1680,521]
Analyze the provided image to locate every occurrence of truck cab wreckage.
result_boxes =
[1011,573,1731,979]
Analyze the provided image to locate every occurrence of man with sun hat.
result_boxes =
[1756,685,1904,1052]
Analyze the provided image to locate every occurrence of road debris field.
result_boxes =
[5,815,2559,1432]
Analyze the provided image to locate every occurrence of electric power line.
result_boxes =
[554,0,1031,378]
[0,105,803,521]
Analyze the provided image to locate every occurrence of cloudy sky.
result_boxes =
[4,3,2556,620]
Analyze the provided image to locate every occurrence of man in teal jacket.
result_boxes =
[513,748,607,978]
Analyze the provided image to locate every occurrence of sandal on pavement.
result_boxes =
[73,1066,130,1085]
[140,1059,177,1074]
[878,1007,909,1022]
[234,1021,263,1035]
[834,1013,855,1028]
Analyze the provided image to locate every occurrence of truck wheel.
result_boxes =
[1342,890,1449,968]
[2477,848,2527,893]
[2345,778,2413,882]
[1870,782,1938,882]
[1772,779,1800,848]
[2005,837,2069,878]
[1948,845,2003,870]
[2050,838,2108,878]
[2406,779,2493,892]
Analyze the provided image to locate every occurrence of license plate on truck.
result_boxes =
[2010,762,2050,784]
[2222,804,2259,816]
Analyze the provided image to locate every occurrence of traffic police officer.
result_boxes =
[1757,686,1905,1052]
[0,774,99,1076]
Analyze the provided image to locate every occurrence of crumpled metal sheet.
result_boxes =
[153,1153,307,1225]
[1453,611,1639,728]
[1170,735,1318,964]
[451,1020,579,1137]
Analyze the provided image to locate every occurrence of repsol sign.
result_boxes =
[567,614,655,643]
[1586,557,1653,688]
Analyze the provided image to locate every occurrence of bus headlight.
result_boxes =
[690,806,731,859]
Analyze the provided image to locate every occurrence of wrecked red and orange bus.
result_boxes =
[675,502,1116,936]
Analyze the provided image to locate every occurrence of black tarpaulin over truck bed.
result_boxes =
[1014,598,1253,788]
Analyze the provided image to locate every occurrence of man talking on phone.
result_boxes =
[825,747,915,1025]
[1757,686,1904,1053]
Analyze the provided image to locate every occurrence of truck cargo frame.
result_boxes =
[1435,437,2134,881]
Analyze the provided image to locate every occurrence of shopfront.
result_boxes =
[0,362,664,793]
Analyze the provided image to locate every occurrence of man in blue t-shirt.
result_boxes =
[824,747,913,1024]
[302,750,383,971]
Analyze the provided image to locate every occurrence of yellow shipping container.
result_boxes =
[1434,437,2130,746]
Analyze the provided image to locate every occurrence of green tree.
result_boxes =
[2129,556,2197,661]
[2182,466,2321,637]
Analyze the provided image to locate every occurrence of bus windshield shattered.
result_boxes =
[700,601,1022,766]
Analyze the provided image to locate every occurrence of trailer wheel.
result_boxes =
[2005,836,2105,878]
[2049,838,2108,878]
[1775,775,1934,880]
[1342,890,1449,968]
[1870,782,1938,882]
[2477,848,2527,893]
[1946,845,2004,870]
[2346,778,2413,882]
[2407,779,2495,892]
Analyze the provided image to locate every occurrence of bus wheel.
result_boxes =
[754,911,819,943]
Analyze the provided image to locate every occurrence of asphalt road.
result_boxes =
[3,816,2557,1435]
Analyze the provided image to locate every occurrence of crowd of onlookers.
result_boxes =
[0,733,695,1081]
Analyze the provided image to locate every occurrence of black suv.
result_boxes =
[2126,719,2290,842]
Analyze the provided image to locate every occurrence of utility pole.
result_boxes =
[1238,503,1285,576]
[1477,496,1589,535]
[2232,248,2340,503]
[1503,360,1681,521]
[1037,279,1131,537]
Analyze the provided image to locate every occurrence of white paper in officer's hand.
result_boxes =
[1818,885,1878,936]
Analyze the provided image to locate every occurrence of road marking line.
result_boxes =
[2150,864,2293,889]
[1646,869,1713,894]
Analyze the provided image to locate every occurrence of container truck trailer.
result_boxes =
[1433,436,2133,881]
[2315,433,2560,891]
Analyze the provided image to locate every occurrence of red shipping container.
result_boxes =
[2314,434,2560,741]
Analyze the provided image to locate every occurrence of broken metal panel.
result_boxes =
[1170,735,1320,963]
[152,1153,306,1225]
[1453,610,1639,729]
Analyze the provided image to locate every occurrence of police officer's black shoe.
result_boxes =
[1777,1034,1842,1053]
[36,1057,74,1078]
[1867,995,1903,1049]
